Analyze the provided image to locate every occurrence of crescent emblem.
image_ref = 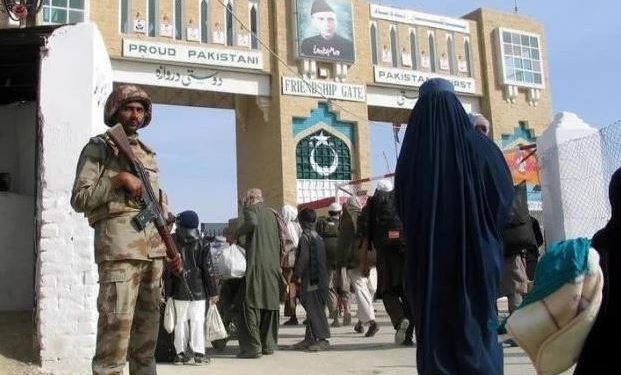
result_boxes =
[310,147,339,177]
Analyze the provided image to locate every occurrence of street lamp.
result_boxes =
[2,0,44,21]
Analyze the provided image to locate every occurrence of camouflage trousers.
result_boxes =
[328,268,351,318]
[93,259,164,375]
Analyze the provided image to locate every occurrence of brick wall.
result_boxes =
[465,8,553,140]
[37,23,112,374]
[91,0,273,73]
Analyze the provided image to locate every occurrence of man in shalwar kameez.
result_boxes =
[292,208,331,352]
[234,188,282,358]
[395,78,514,375]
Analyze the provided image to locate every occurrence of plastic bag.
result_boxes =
[205,302,228,342]
[211,242,246,279]
[163,297,175,334]
[227,244,246,278]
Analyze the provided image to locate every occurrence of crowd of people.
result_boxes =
[71,80,618,375]
[161,180,415,362]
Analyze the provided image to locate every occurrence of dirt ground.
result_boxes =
[0,311,47,375]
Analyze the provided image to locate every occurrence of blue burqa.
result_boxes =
[394,79,513,375]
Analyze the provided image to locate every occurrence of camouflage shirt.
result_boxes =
[71,133,169,263]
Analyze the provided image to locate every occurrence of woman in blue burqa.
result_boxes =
[394,78,514,375]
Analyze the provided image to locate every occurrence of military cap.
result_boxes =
[311,0,334,14]
[103,84,152,127]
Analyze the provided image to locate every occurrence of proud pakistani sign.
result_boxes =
[297,130,352,180]
[123,39,263,70]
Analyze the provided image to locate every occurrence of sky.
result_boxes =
[143,0,621,223]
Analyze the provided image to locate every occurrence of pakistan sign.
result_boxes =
[282,77,366,102]
[123,39,263,70]
[374,66,476,94]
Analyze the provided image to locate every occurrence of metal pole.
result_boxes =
[382,151,391,173]
[393,131,399,166]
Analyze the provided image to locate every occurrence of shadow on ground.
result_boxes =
[0,311,36,364]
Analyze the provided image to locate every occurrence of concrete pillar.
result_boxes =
[235,94,284,210]
[38,23,113,374]
[537,112,608,243]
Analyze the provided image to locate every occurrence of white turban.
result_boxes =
[328,202,342,212]
[377,179,394,192]
[281,204,298,223]
[468,113,490,136]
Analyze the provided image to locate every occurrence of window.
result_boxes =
[498,28,544,87]
[250,2,258,49]
[225,1,234,46]
[174,0,184,40]
[389,26,398,68]
[200,0,208,42]
[370,22,379,65]
[296,131,352,180]
[43,0,85,25]
[148,0,158,37]
[464,38,472,77]
[120,0,131,33]
[447,34,456,75]
[409,30,418,69]
[428,32,437,72]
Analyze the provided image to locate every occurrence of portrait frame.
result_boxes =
[294,0,356,64]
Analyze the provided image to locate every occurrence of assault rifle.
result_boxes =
[106,124,185,277]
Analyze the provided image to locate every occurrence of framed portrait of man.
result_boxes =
[296,0,356,63]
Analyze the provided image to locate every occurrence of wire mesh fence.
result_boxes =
[538,122,621,241]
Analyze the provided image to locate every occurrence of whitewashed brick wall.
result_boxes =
[38,23,112,374]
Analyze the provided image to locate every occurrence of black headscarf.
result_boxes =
[394,78,513,375]
[592,167,621,250]
[299,208,321,286]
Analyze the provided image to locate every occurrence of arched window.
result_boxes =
[120,0,131,33]
[200,0,208,43]
[250,3,258,49]
[148,0,158,37]
[429,32,437,72]
[296,131,352,180]
[390,26,398,68]
[370,22,379,65]
[447,34,456,74]
[464,39,473,77]
[225,1,234,46]
[174,0,184,40]
[409,30,418,69]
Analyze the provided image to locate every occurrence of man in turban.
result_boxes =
[234,188,282,358]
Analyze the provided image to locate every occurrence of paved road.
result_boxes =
[0,303,573,375]
[156,301,574,375]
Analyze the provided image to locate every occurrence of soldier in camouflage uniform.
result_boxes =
[71,84,181,375]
